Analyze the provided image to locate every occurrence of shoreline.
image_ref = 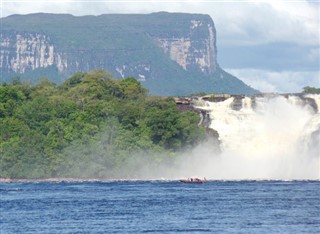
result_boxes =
[0,177,123,183]
[0,177,180,183]
[1,177,319,183]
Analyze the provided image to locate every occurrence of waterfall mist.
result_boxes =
[58,94,319,181]
[167,94,320,180]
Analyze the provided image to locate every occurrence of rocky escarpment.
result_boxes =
[1,13,217,76]
[0,32,66,73]
[0,13,257,96]
[152,18,217,75]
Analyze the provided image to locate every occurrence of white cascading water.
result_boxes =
[184,94,320,180]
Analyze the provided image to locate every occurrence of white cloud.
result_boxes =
[211,1,319,46]
[226,68,320,93]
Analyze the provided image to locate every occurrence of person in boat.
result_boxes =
[180,177,207,183]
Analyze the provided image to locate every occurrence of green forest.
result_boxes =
[303,86,320,94]
[0,70,207,179]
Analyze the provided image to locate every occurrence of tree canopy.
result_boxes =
[0,70,206,179]
[303,86,320,94]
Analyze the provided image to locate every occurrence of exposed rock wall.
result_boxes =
[153,19,217,75]
[0,32,67,73]
[0,13,258,95]
[0,14,217,77]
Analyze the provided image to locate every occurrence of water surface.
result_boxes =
[1,181,319,233]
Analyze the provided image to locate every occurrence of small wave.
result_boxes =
[142,228,212,233]
[0,188,23,192]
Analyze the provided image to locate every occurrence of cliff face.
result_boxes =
[152,19,217,75]
[1,32,65,73]
[0,13,256,95]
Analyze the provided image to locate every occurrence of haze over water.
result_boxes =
[51,94,319,182]
[165,94,320,181]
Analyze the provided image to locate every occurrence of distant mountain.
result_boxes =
[0,12,258,95]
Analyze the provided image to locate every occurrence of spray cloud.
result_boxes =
[167,94,320,180]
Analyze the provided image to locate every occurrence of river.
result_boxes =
[1,180,319,233]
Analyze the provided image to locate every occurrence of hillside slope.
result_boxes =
[0,12,258,95]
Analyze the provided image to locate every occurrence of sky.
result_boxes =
[1,0,319,93]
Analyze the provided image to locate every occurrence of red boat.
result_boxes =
[179,178,207,183]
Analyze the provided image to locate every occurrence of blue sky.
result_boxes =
[1,0,319,93]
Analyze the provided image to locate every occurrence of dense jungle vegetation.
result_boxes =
[0,70,206,179]
[303,86,320,94]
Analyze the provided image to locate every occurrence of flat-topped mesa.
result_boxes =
[1,12,257,96]
[0,12,217,76]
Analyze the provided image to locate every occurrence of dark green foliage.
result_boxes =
[0,70,206,179]
[303,86,320,94]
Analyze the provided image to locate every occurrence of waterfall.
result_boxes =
[188,94,320,180]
